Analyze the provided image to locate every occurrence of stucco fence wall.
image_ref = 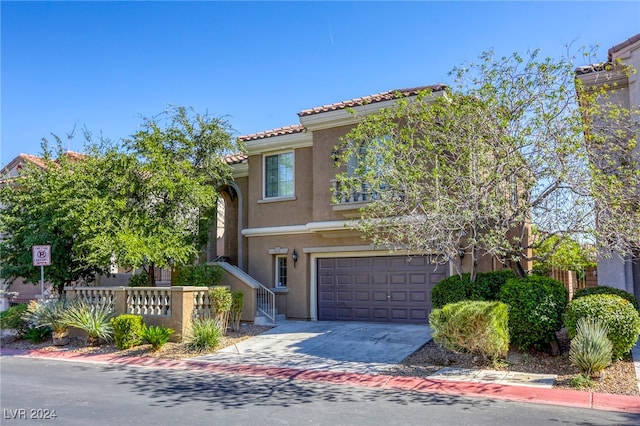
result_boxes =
[63,285,256,342]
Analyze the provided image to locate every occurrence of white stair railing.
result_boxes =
[256,283,276,323]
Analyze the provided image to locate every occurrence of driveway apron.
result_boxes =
[194,321,432,374]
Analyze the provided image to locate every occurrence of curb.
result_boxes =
[2,348,639,414]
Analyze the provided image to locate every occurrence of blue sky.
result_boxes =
[2,1,639,165]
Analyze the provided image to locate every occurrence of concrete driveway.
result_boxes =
[194,321,432,374]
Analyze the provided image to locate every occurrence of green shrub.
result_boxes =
[432,274,472,309]
[23,325,51,343]
[573,286,639,312]
[569,317,612,377]
[473,270,517,300]
[497,275,568,350]
[428,300,509,361]
[230,291,244,333]
[129,273,150,287]
[187,317,222,352]
[431,270,516,309]
[210,286,232,334]
[141,325,174,351]
[0,304,28,334]
[111,314,145,349]
[565,294,640,360]
[23,299,69,333]
[174,264,223,287]
[570,374,594,389]
[61,301,115,345]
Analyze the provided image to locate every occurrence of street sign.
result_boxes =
[33,245,51,266]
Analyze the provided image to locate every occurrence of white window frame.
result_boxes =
[275,255,288,288]
[263,151,295,200]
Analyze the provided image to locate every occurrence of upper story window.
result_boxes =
[264,152,294,199]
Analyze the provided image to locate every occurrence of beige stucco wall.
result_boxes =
[245,232,369,319]
[311,124,355,222]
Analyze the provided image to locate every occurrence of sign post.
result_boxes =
[32,245,51,299]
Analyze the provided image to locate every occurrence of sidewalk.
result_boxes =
[2,344,639,414]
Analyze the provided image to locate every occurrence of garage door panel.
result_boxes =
[354,291,370,301]
[319,291,335,302]
[354,308,371,320]
[336,307,353,319]
[337,291,353,301]
[372,308,389,320]
[389,291,407,302]
[372,291,388,302]
[410,274,426,284]
[317,256,446,323]
[409,291,428,302]
[410,309,428,321]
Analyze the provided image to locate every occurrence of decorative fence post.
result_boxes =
[113,287,127,315]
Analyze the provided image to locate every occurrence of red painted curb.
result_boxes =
[3,348,639,413]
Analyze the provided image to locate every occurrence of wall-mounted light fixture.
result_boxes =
[458,247,465,260]
[292,249,298,267]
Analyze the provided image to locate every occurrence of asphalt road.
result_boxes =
[1,357,638,426]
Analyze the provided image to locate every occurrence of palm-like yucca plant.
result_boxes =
[24,299,69,333]
[187,317,222,352]
[61,301,115,345]
[569,317,613,377]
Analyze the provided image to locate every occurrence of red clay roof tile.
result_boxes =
[238,124,306,142]
[223,153,248,164]
[297,85,446,117]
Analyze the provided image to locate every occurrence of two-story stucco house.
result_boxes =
[216,85,504,324]
[575,33,640,302]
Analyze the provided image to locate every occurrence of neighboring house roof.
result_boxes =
[297,85,446,117]
[575,33,640,75]
[1,151,86,184]
[2,153,48,173]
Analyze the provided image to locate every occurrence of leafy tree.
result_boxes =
[1,106,239,290]
[0,142,109,296]
[75,106,239,285]
[532,231,596,274]
[335,48,640,280]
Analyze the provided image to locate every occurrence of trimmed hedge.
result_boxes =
[432,269,516,309]
[573,286,639,312]
[429,300,509,360]
[174,264,223,287]
[565,294,640,360]
[497,275,568,350]
[111,314,145,349]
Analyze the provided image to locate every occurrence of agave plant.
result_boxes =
[569,317,613,377]
[61,300,115,345]
[23,299,70,333]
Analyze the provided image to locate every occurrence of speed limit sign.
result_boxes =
[33,245,51,266]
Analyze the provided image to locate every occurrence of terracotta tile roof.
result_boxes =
[297,85,447,117]
[608,33,640,61]
[18,153,48,169]
[2,151,87,176]
[238,124,306,142]
[223,153,248,164]
[575,33,640,75]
